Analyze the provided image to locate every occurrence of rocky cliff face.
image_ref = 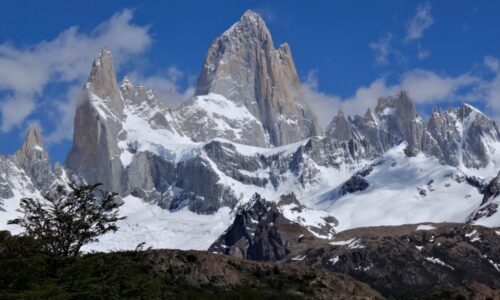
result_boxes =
[426,104,500,168]
[12,127,53,191]
[191,10,322,146]
[326,91,500,167]
[63,47,369,214]
[468,171,500,225]
[209,194,336,261]
[0,127,70,215]
[334,91,426,156]
[65,49,125,193]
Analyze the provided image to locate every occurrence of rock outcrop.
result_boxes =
[425,104,500,168]
[326,91,500,167]
[65,49,125,193]
[468,172,500,224]
[12,127,52,191]
[191,10,322,146]
[209,194,333,261]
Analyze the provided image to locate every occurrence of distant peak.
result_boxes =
[375,90,415,114]
[23,127,44,149]
[241,9,263,22]
[336,109,346,118]
[85,48,121,103]
[91,48,113,70]
[121,76,134,90]
[461,103,483,114]
[223,9,269,39]
[14,126,48,162]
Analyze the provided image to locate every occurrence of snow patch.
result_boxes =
[416,224,436,231]
[425,257,455,270]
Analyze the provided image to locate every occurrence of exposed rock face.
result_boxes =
[0,127,72,214]
[12,127,52,191]
[327,92,423,155]
[325,110,361,142]
[468,172,500,223]
[288,223,500,299]
[63,47,373,214]
[326,91,500,167]
[348,91,425,156]
[193,10,322,146]
[65,49,124,193]
[176,93,269,147]
[425,104,500,168]
[209,194,333,261]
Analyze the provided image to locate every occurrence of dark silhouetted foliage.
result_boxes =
[8,183,123,257]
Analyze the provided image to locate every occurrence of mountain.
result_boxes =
[425,103,500,168]
[63,47,371,214]
[1,10,500,258]
[208,193,336,261]
[326,91,500,167]
[468,171,500,226]
[65,49,125,194]
[0,127,68,230]
[187,10,322,147]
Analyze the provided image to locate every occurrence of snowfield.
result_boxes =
[83,196,233,252]
[316,144,487,232]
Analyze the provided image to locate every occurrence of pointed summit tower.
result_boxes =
[66,49,125,193]
[13,127,52,190]
[15,127,48,161]
[193,10,322,146]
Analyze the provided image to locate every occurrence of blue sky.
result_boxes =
[0,0,499,162]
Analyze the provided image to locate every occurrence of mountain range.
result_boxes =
[0,9,499,261]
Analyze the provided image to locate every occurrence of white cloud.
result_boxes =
[302,71,342,127]
[0,94,36,132]
[405,3,433,41]
[484,56,500,72]
[0,9,152,134]
[304,64,497,129]
[399,70,479,104]
[369,34,393,65]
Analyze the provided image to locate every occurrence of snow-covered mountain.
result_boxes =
[1,10,500,252]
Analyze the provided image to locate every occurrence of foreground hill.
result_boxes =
[0,231,380,300]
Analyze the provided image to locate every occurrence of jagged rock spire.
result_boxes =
[193,10,322,146]
[66,49,125,193]
[13,126,52,190]
[15,127,47,161]
[326,110,360,141]
[87,49,121,101]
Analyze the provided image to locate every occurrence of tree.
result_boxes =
[8,183,124,257]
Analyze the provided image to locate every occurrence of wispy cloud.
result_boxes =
[369,3,434,65]
[405,3,433,42]
[417,44,430,60]
[369,34,406,66]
